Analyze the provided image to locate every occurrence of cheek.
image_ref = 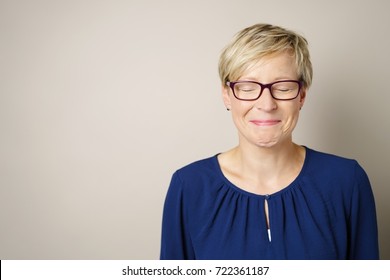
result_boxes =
[231,99,253,113]
[281,105,301,130]
[230,103,253,129]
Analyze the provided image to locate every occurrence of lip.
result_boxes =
[249,119,281,126]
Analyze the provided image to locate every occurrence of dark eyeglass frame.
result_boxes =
[226,80,303,101]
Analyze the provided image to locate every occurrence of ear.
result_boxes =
[222,84,232,110]
[299,88,307,109]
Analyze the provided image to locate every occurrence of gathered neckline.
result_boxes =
[212,146,310,199]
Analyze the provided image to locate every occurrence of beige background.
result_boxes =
[0,0,389,259]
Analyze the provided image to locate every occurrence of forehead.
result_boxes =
[239,51,298,80]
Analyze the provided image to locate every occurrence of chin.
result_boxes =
[255,140,279,148]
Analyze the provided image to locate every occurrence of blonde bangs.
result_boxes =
[218,24,313,88]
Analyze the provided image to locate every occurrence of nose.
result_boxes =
[254,88,277,111]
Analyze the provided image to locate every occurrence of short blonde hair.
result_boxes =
[218,23,313,88]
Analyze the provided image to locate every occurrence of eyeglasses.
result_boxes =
[226,80,302,101]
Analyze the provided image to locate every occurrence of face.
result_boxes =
[222,51,306,148]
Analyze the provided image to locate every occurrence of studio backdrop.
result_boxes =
[0,0,389,259]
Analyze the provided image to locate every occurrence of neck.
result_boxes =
[228,140,305,193]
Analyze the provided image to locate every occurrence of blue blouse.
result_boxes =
[160,147,379,259]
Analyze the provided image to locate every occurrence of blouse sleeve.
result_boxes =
[160,171,195,260]
[348,163,379,259]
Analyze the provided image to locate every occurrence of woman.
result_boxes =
[160,23,379,259]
